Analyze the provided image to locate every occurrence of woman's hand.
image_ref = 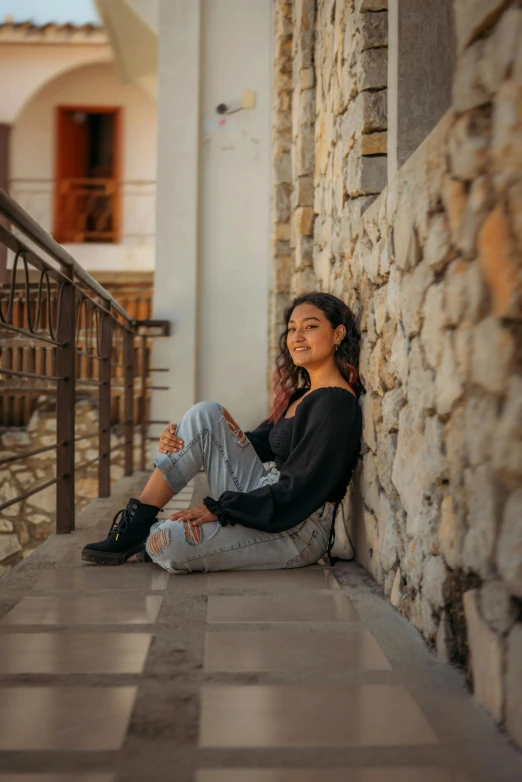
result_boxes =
[169,504,218,525]
[159,424,184,454]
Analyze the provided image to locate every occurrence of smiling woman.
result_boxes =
[82,292,365,572]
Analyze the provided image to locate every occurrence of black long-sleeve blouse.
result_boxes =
[202,386,363,534]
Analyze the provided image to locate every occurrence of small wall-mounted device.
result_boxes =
[215,89,257,115]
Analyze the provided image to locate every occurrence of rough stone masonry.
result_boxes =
[270,0,522,749]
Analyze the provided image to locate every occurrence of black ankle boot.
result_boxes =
[82,498,160,565]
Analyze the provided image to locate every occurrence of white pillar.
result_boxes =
[152,0,201,425]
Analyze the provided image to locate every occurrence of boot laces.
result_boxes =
[109,503,138,540]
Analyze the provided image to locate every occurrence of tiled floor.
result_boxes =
[0,472,521,781]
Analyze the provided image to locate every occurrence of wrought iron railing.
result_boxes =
[0,188,169,533]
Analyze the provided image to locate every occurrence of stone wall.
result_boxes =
[269,0,294,383]
[271,0,522,748]
[0,397,142,577]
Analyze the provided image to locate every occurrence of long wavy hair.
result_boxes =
[267,292,365,424]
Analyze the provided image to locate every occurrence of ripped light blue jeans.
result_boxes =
[145,401,335,574]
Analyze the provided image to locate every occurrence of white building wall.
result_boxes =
[0,39,111,124]
[10,61,157,272]
[153,0,272,432]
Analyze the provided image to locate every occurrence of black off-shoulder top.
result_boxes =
[268,415,294,470]
[203,386,363,534]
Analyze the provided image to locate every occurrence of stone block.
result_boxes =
[376,430,397,497]
[407,337,436,432]
[360,132,387,155]
[0,534,22,562]
[381,387,404,433]
[497,488,522,597]
[295,0,315,32]
[345,91,387,142]
[403,539,424,589]
[455,0,511,53]
[493,376,522,476]
[372,284,388,334]
[452,39,489,112]
[347,149,387,196]
[1,430,31,448]
[360,12,388,50]
[479,7,521,94]
[386,264,402,321]
[401,260,435,338]
[478,206,522,320]
[389,322,409,388]
[463,588,504,723]
[298,87,315,127]
[274,183,291,222]
[362,392,378,453]
[392,201,420,272]
[377,493,400,572]
[436,332,465,417]
[506,624,522,749]
[445,404,468,487]
[471,317,515,396]
[294,29,314,71]
[465,394,497,467]
[300,67,315,90]
[273,223,290,242]
[480,581,516,635]
[361,451,381,516]
[357,0,388,10]
[445,259,470,327]
[441,176,467,247]
[369,339,385,395]
[491,80,522,190]
[440,494,466,570]
[508,179,522,250]
[295,206,314,236]
[390,566,403,608]
[274,153,292,185]
[295,132,315,177]
[358,48,388,91]
[272,253,292,294]
[424,213,455,272]
[448,110,490,182]
[463,464,501,579]
[392,407,447,526]
[379,320,397,390]
[295,234,314,269]
[423,555,449,610]
[465,260,489,324]
[436,610,455,663]
[420,282,446,369]
[296,176,314,206]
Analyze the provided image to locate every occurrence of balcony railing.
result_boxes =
[9,178,156,246]
[0,188,169,533]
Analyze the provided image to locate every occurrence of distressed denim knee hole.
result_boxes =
[221,407,249,448]
[146,527,171,558]
[183,520,203,545]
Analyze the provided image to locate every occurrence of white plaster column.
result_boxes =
[152,0,201,425]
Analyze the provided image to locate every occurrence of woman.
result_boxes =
[82,292,364,572]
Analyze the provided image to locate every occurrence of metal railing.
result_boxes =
[0,188,169,533]
[0,281,154,427]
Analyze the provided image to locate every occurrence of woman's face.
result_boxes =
[286,302,342,368]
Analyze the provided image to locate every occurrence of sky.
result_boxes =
[0,0,100,25]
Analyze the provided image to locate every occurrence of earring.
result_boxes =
[335,343,339,351]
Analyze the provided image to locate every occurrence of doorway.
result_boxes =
[54,106,122,243]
